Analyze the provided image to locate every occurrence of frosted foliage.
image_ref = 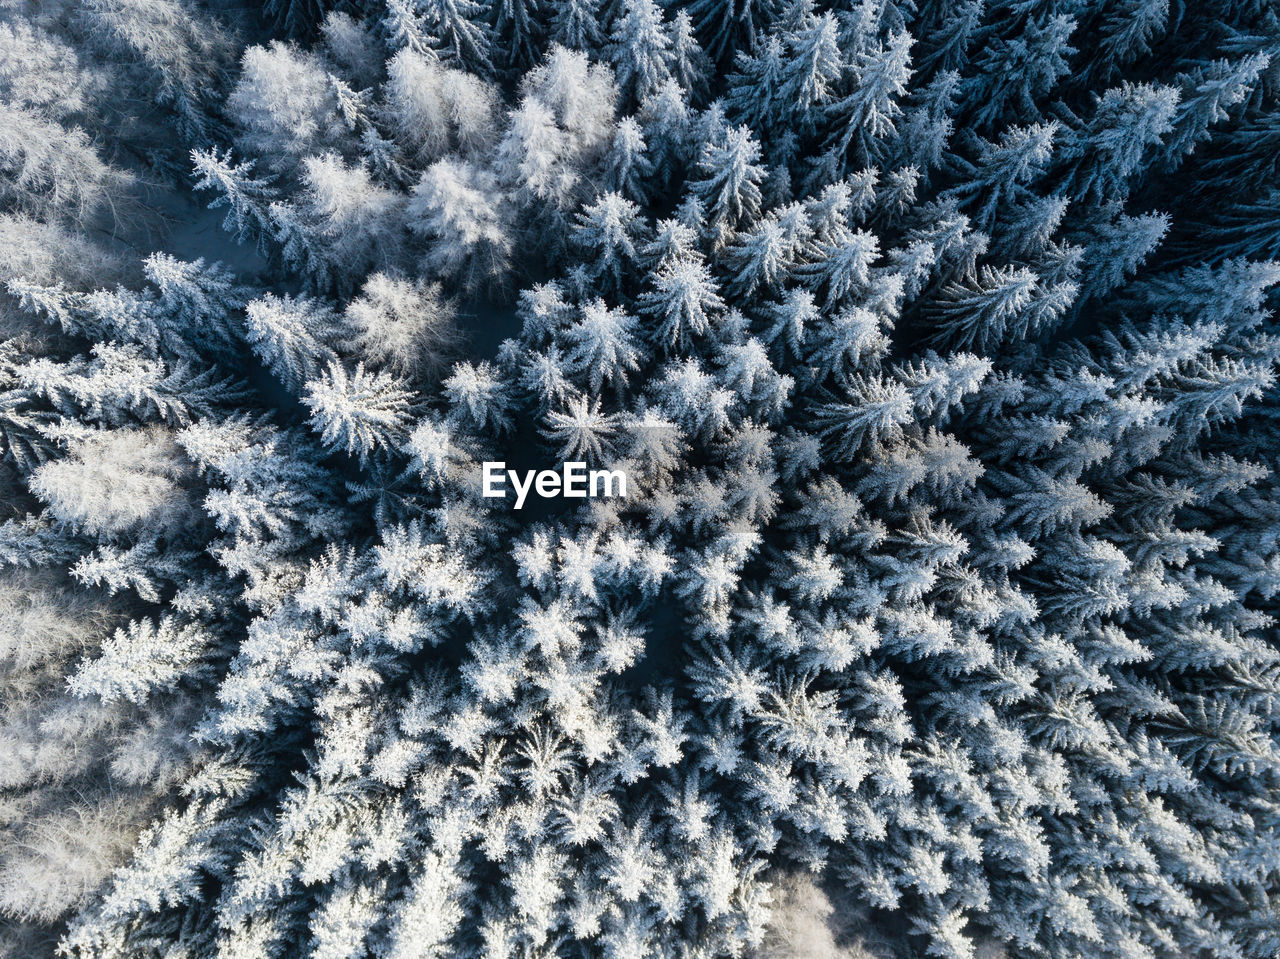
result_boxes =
[298,153,405,277]
[227,41,344,172]
[303,361,414,462]
[0,102,130,224]
[28,428,193,536]
[320,12,380,87]
[2,3,1280,959]
[0,571,110,674]
[407,158,512,288]
[0,21,91,118]
[0,568,194,944]
[68,617,210,705]
[0,215,126,291]
[521,46,618,160]
[345,273,459,379]
[751,874,887,959]
[0,796,142,923]
[385,49,500,163]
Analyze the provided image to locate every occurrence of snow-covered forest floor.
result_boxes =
[2,1,1279,958]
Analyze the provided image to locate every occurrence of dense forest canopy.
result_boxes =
[0,1,1279,958]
